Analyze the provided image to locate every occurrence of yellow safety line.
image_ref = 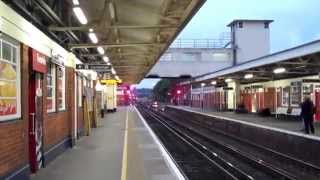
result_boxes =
[121,107,129,180]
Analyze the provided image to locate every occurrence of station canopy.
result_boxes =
[49,0,205,83]
[193,39,320,86]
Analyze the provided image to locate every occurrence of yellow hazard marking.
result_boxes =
[121,107,129,180]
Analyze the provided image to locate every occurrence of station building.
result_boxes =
[175,19,320,120]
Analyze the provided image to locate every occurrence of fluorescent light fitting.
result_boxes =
[109,2,116,19]
[211,81,217,85]
[72,0,79,5]
[273,67,286,74]
[73,7,88,25]
[103,56,109,63]
[97,46,105,55]
[111,67,116,74]
[201,83,206,87]
[88,32,98,44]
[225,78,232,83]
[244,74,253,79]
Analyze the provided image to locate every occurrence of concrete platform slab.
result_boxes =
[30,106,183,180]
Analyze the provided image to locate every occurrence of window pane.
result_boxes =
[0,62,17,80]
[47,76,52,85]
[58,98,62,109]
[2,42,11,61]
[46,98,52,110]
[47,87,52,97]
[12,47,17,63]
[46,64,55,112]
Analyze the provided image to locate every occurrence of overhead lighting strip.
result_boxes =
[73,7,88,25]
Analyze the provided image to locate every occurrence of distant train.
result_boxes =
[117,84,134,106]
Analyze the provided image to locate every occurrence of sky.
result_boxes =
[136,0,320,89]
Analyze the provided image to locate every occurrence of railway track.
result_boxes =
[137,104,305,180]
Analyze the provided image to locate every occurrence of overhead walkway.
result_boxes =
[31,107,182,180]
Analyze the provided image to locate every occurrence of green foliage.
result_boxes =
[153,79,171,102]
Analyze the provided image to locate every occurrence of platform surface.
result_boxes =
[31,106,181,180]
[174,106,320,137]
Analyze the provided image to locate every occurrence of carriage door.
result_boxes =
[29,49,46,173]
[315,87,320,121]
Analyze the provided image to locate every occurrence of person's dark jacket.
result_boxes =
[301,99,315,120]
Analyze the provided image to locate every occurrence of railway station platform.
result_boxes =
[30,106,182,180]
[172,106,320,137]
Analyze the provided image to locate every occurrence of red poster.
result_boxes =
[32,50,47,73]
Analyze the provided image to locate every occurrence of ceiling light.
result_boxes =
[107,62,111,66]
[109,2,116,19]
[103,56,109,63]
[88,32,98,44]
[97,46,105,55]
[111,67,116,74]
[273,67,286,74]
[89,28,93,32]
[201,83,206,87]
[211,81,217,85]
[73,7,88,25]
[115,75,119,80]
[72,0,79,5]
[225,78,232,83]
[244,74,253,79]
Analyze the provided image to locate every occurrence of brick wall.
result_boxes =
[0,44,29,176]
[42,66,73,151]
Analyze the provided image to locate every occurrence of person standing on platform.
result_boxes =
[301,95,316,134]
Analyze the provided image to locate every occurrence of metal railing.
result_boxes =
[170,32,231,49]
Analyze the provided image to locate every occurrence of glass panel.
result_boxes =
[2,42,11,61]
[58,98,62,109]
[12,47,17,63]
[46,98,52,110]
[0,61,17,80]
[47,87,52,97]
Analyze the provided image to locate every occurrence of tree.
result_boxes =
[153,79,171,102]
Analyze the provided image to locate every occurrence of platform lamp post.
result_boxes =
[201,83,206,111]
[177,90,181,105]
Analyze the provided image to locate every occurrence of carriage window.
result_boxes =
[0,38,21,121]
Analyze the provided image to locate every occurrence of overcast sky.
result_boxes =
[137,0,320,89]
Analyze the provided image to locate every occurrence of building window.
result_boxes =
[78,76,82,107]
[238,22,243,28]
[290,82,301,106]
[282,86,290,106]
[46,63,56,112]
[264,22,269,29]
[57,66,65,110]
[0,38,21,121]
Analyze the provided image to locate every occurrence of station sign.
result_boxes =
[76,64,111,72]
[51,50,65,66]
[31,50,47,73]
